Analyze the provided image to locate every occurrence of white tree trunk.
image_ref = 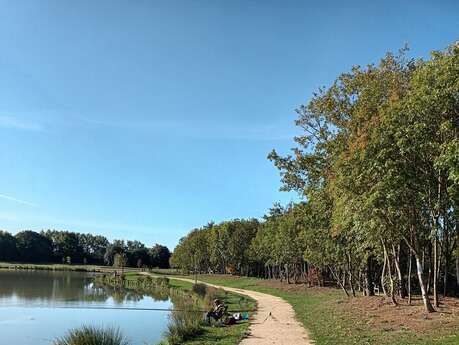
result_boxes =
[415,255,435,313]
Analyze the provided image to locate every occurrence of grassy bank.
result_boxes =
[0,262,177,274]
[54,325,129,345]
[194,275,459,345]
[99,273,256,345]
[0,262,110,272]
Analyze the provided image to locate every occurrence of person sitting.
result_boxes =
[205,299,227,324]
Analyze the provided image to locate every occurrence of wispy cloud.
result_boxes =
[0,112,296,141]
[80,117,181,131]
[80,116,296,141]
[0,194,37,207]
[0,116,44,131]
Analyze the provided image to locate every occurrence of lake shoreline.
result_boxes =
[0,262,113,272]
[97,272,255,345]
[0,269,172,345]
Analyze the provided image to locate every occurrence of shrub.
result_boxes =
[164,294,204,345]
[53,325,130,345]
[164,309,203,345]
[155,277,170,287]
[192,283,207,297]
[202,286,219,309]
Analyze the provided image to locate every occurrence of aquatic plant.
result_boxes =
[191,283,207,297]
[164,308,203,345]
[53,325,130,345]
[202,286,222,309]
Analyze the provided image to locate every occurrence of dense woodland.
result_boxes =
[171,43,459,313]
[0,229,171,268]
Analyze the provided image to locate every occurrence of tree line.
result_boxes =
[171,42,459,313]
[0,229,171,268]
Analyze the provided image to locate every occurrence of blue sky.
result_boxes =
[0,0,457,249]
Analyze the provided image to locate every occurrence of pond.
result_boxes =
[0,270,172,345]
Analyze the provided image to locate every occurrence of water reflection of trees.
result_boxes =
[92,282,170,304]
[0,271,171,305]
[0,270,101,302]
[92,283,144,304]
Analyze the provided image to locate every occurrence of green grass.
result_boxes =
[54,325,130,345]
[0,262,108,272]
[194,275,459,345]
[150,268,183,276]
[0,262,176,274]
[177,322,250,345]
[173,281,254,345]
[103,273,255,345]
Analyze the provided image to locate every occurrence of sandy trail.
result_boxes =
[155,275,313,345]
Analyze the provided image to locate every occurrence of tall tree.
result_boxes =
[15,231,53,263]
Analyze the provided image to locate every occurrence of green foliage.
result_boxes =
[15,230,53,263]
[2,228,171,269]
[192,283,208,297]
[113,253,127,268]
[164,307,203,345]
[171,41,459,311]
[150,244,172,268]
[0,230,19,261]
[171,219,259,275]
[54,326,130,345]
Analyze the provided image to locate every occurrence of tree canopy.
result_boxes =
[171,42,459,313]
[0,229,171,268]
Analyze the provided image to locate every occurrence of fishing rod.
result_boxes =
[0,304,256,313]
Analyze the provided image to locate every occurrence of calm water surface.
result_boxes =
[0,270,171,345]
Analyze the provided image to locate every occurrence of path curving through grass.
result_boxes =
[146,274,313,345]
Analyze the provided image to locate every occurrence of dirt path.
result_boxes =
[156,275,313,345]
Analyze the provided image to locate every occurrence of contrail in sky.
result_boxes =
[0,194,37,207]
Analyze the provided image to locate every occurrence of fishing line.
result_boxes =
[0,304,255,313]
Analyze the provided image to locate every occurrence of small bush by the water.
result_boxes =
[164,309,203,345]
[54,325,130,345]
[164,294,204,345]
[155,276,170,287]
[202,287,221,309]
[192,283,207,297]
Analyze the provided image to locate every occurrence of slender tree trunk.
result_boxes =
[432,173,442,307]
[329,266,349,297]
[416,254,435,312]
[304,261,309,281]
[456,257,459,287]
[427,246,432,294]
[408,248,412,305]
[381,248,387,296]
[349,271,356,297]
[347,252,356,297]
[358,270,363,295]
[433,232,439,307]
[392,244,405,299]
[442,203,452,298]
[456,221,459,288]
[383,242,397,306]
[443,255,448,298]
[366,255,375,296]
[404,234,435,313]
